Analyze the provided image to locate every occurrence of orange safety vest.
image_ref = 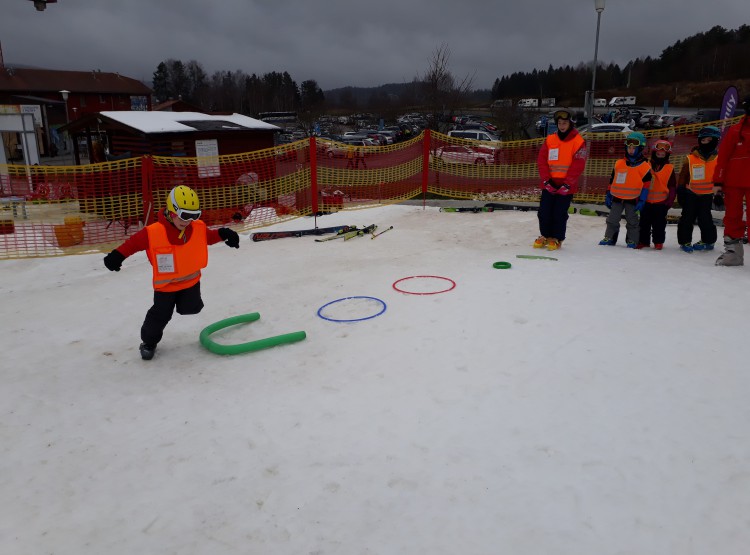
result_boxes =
[545,133,585,178]
[685,153,717,195]
[610,159,651,200]
[647,163,673,204]
[146,220,208,292]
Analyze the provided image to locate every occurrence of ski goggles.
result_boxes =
[171,208,202,221]
[653,141,672,152]
[553,110,571,121]
[624,138,643,147]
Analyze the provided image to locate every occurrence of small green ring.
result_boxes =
[493,261,512,269]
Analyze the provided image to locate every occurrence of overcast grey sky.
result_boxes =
[3,0,748,91]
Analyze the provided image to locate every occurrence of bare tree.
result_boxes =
[418,44,475,132]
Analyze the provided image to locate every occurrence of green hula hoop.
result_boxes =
[492,261,512,269]
[199,312,306,355]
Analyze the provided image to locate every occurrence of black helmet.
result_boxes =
[553,109,572,123]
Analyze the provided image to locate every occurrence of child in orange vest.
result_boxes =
[676,126,720,253]
[636,139,676,250]
[103,185,240,360]
[534,109,587,251]
[599,132,652,248]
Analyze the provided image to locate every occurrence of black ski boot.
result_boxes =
[139,343,157,360]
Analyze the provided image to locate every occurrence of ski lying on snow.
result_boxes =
[483,202,577,214]
[483,203,541,212]
[253,225,353,242]
[314,226,361,242]
[439,206,495,213]
[343,224,377,240]
[578,208,723,227]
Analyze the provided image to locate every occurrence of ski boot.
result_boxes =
[139,343,157,361]
[692,241,714,251]
[546,238,561,251]
[653,243,664,250]
[635,243,649,249]
[679,243,694,253]
[715,238,744,266]
[533,236,547,249]
[598,237,616,246]
[626,241,637,249]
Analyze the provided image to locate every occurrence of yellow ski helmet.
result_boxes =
[166,185,201,220]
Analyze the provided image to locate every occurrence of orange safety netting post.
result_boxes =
[422,129,431,208]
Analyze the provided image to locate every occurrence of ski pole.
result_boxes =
[371,226,393,239]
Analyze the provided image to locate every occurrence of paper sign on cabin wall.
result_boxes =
[195,139,220,178]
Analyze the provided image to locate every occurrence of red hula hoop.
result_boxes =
[392,275,457,295]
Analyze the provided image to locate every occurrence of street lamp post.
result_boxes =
[59,89,70,153]
[587,0,606,121]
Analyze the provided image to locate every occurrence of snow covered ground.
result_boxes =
[2,203,749,555]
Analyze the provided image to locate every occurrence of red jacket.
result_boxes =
[537,128,588,194]
[115,210,223,259]
[713,116,750,188]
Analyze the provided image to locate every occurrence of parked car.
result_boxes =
[670,115,699,127]
[659,115,679,128]
[447,129,500,142]
[581,123,636,157]
[636,113,657,128]
[324,138,377,158]
[432,145,495,165]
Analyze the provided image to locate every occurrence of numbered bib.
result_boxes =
[615,172,628,184]
[156,252,176,273]
[691,165,706,181]
[548,148,559,161]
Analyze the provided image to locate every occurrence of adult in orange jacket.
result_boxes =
[534,109,587,251]
[103,185,240,360]
[713,95,750,266]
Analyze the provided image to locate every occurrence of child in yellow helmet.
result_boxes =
[103,185,240,360]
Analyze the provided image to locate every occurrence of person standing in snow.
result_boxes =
[102,185,240,360]
[713,95,750,266]
[534,109,587,251]
[676,126,720,253]
[599,132,652,248]
[636,139,676,250]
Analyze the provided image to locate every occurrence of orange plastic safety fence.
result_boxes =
[150,141,309,230]
[0,158,143,258]
[315,134,424,212]
[0,117,740,259]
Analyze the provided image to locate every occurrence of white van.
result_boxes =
[447,130,500,142]
[609,96,636,106]
[491,99,513,108]
[593,98,607,107]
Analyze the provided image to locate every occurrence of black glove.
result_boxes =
[218,227,240,248]
[713,187,725,210]
[103,249,125,272]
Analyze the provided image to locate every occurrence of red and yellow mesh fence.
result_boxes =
[0,117,739,259]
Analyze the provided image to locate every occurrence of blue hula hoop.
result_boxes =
[317,296,387,323]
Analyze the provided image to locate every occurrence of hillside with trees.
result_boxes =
[149,24,750,118]
[491,25,750,107]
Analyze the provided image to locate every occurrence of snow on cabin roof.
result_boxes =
[98,111,280,134]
